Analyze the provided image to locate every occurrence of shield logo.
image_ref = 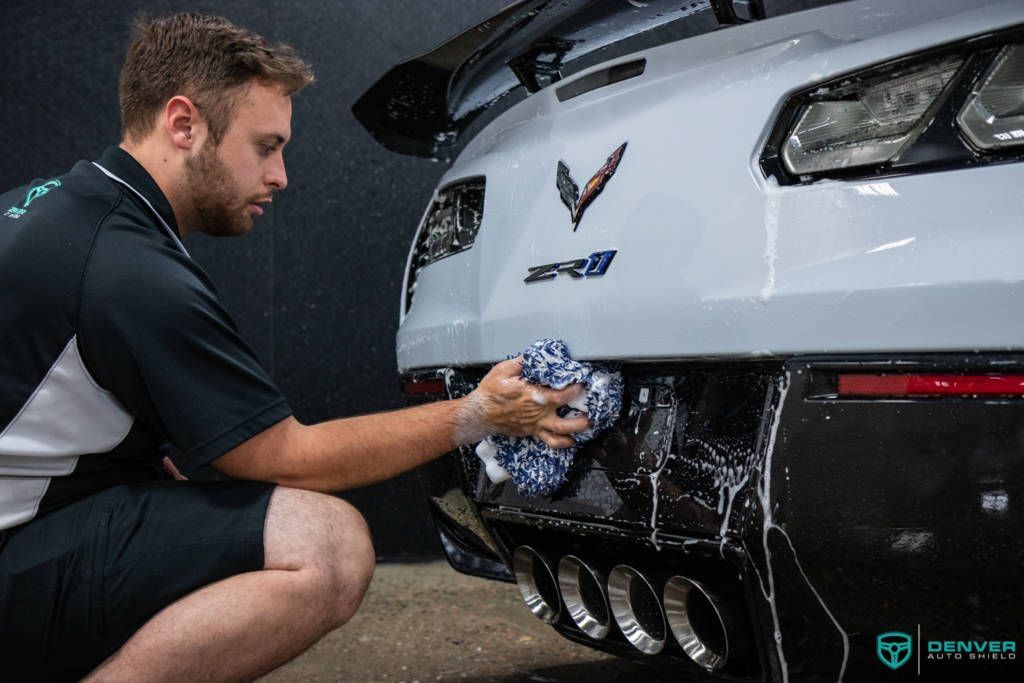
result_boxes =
[876,631,913,670]
[556,142,627,232]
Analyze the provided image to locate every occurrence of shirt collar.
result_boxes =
[95,145,181,238]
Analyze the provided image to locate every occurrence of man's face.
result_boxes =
[185,82,291,236]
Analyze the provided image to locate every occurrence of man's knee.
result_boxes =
[263,487,376,626]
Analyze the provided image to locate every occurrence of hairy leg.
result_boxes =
[84,487,375,682]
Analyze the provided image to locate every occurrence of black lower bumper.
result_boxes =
[411,355,1024,682]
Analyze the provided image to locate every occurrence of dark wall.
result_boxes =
[0,1,504,560]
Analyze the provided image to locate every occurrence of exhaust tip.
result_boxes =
[512,546,561,624]
[607,565,666,654]
[557,555,610,639]
[664,576,729,671]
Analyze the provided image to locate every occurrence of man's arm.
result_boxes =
[211,358,589,492]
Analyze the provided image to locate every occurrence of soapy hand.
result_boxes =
[456,357,590,449]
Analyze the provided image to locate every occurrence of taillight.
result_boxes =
[404,178,485,314]
[400,377,447,398]
[957,44,1024,150]
[762,28,1024,184]
[781,55,963,175]
[837,374,1024,397]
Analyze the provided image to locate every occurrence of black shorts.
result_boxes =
[0,479,275,682]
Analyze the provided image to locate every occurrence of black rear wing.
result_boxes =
[352,0,847,159]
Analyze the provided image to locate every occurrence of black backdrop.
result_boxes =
[0,1,505,560]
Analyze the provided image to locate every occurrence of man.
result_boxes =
[0,13,589,682]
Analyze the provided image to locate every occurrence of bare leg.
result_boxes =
[84,487,375,682]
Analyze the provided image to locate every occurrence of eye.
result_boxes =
[258,141,282,157]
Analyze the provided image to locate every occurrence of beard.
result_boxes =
[184,144,262,236]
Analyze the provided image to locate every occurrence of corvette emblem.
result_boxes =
[525,250,617,283]
[557,142,627,231]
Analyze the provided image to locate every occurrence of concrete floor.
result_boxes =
[261,561,682,682]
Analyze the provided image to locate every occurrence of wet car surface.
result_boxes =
[357,1,1024,680]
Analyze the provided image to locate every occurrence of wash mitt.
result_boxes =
[475,339,623,496]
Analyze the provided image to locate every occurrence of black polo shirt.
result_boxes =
[0,146,292,530]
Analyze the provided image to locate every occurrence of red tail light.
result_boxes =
[401,378,447,397]
[837,374,1024,397]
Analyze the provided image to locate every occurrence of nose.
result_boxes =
[266,155,288,191]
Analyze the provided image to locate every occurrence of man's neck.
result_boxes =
[118,141,195,237]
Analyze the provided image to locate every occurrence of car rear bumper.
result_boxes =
[410,354,1024,681]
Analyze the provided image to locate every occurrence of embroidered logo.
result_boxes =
[24,179,62,207]
[5,179,62,219]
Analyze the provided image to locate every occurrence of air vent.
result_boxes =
[556,60,646,102]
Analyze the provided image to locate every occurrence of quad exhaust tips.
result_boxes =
[557,555,611,639]
[511,549,734,670]
[664,575,730,671]
[512,546,561,623]
[607,564,667,655]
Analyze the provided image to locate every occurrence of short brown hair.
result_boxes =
[119,13,314,144]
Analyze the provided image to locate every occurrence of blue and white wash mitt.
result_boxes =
[475,339,623,496]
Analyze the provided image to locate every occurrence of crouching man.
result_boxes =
[0,13,588,682]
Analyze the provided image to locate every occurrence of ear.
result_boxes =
[162,95,203,149]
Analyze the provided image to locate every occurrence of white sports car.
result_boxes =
[355,1,1023,680]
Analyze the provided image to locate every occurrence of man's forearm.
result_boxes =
[214,398,476,492]
[281,398,475,491]
[212,359,589,491]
